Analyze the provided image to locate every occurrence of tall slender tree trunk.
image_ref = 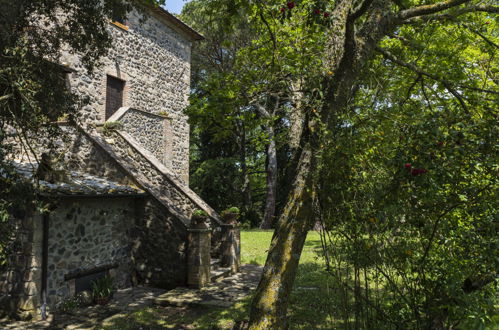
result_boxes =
[239,123,252,212]
[260,125,277,229]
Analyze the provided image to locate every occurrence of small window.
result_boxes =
[105,75,125,120]
[112,13,125,25]
[110,10,128,31]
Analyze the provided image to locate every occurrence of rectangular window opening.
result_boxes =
[105,75,125,120]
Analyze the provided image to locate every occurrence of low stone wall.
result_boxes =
[119,109,172,168]
[61,126,132,186]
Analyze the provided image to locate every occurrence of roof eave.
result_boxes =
[152,7,204,42]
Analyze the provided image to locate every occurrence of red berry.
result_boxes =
[485,21,490,24]
[313,9,321,15]
[324,12,330,18]
[404,163,412,169]
[287,2,295,9]
[280,7,286,12]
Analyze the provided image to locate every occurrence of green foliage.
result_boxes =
[314,12,498,327]
[182,0,328,226]
[222,207,240,215]
[184,0,498,328]
[157,110,170,118]
[192,209,209,218]
[91,275,115,301]
[102,121,124,134]
[58,295,83,313]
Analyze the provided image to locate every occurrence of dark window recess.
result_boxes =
[112,9,126,25]
[105,75,125,119]
[75,271,107,294]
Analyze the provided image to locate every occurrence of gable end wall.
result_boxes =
[61,9,191,184]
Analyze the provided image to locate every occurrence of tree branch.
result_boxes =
[350,0,376,21]
[253,102,271,119]
[397,0,471,21]
[404,4,499,23]
[0,94,13,102]
[376,46,499,100]
[375,46,471,112]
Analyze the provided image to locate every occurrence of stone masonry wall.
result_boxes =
[46,197,137,307]
[119,109,172,167]
[104,130,200,221]
[60,9,191,183]
[59,126,133,186]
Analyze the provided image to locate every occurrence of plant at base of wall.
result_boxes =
[102,121,123,135]
[191,209,209,229]
[91,275,114,305]
[157,110,170,118]
[58,295,83,313]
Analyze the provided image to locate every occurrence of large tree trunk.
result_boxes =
[249,135,316,329]
[259,125,277,229]
[249,0,394,327]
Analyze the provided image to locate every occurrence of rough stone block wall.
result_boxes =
[119,109,172,167]
[59,126,132,186]
[60,9,192,183]
[0,214,42,320]
[46,197,136,307]
[131,198,187,289]
[106,130,197,217]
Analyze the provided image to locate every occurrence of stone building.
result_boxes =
[0,7,225,319]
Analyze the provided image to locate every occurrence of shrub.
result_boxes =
[91,275,114,304]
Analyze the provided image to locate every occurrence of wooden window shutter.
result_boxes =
[105,75,125,119]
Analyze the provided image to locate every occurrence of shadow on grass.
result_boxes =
[99,301,251,330]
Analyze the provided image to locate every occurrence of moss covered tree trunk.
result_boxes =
[249,137,316,329]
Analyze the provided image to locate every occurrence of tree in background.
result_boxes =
[182,0,325,228]
[0,0,164,265]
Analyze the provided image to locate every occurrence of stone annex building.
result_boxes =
[0,7,236,319]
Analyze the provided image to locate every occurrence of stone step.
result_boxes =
[211,267,231,282]
[153,264,263,309]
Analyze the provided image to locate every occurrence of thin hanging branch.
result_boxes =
[376,46,470,112]
[397,0,471,21]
